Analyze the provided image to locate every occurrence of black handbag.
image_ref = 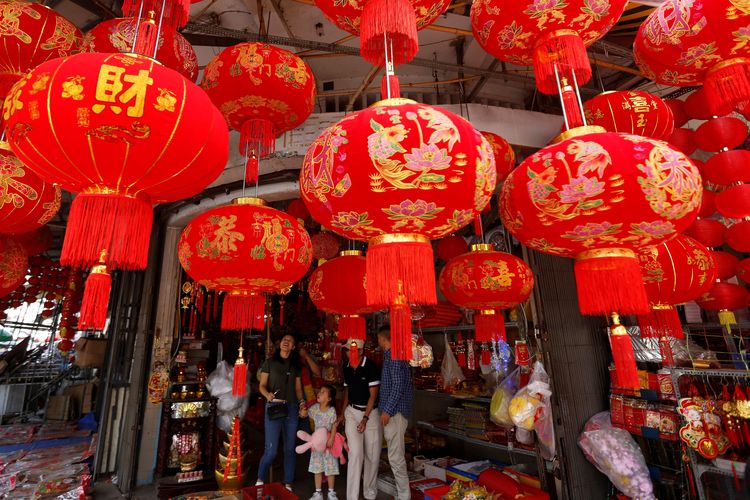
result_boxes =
[267,402,289,420]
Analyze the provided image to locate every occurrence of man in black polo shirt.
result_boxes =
[336,338,381,500]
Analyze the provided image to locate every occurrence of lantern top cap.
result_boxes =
[369,233,430,245]
[478,309,498,316]
[577,248,636,260]
[0,141,10,153]
[232,197,267,207]
[552,125,607,144]
[340,250,364,257]
[371,98,417,108]
[471,243,494,252]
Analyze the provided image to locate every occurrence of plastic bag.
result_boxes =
[509,361,550,431]
[441,335,464,389]
[490,368,519,427]
[206,361,232,396]
[578,411,655,500]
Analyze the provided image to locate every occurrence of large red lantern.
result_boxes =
[0,142,60,235]
[471,0,628,94]
[308,250,379,341]
[634,0,750,113]
[683,88,734,120]
[710,251,740,280]
[695,118,748,153]
[716,184,750,219]
[727,220,750,252]
[178,197,312,330]
[685,218,726,248]
[301,98,496,359]
[0,236,27,299]
[82,17,198,82]
[202,43,315,183]
[0,1,82,101]
[439,244,534,342]
[696,282,749,330]
[703,150,750,186]
[482,132,515,182]
[583,91,675,140]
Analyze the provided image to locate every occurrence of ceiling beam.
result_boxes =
[466,59,497,102]
[67,0,118,19]
[346,65,380,111]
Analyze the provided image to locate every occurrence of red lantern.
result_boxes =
[665,99,689,127]
[0,142,60,235]
[308,251,378,340]
[668,128,697,155]
[727,220,750,252]
[0,1,82,101]
[699,190,716,218]
[634,0,750,113]
[471,0,628,94]
[13,226,53,256]
[0,236,27,299]
[287,198,311,225]
[311,231,341,261]
[684,218,726,248]
[709,251,739,280]
[436,235,468,262]
[178,197,313,330]
[120,0,192,35]
[716,184,750,219]
[695,118,748,153]
[703,150,750,186]
[202,43,315,184]
[683,88,734,120]
[439,244,533,342]
[57,338,74,353]
[583,91,675,140]
[696,282,749,330]
[82,17,198,82]
[301,99,496,359]
[481,132,515,182]
[737,258,750,283]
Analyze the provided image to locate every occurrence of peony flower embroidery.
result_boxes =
[630,220,675,239]
[384,199,442,219]
[558,176,605,204]
[330,211,373,231]
[562,221,621,242]
[404,143,452,172]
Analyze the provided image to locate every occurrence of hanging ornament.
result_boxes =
[703,150,750,187]
[301,99,496,359]
[120,0,193,39]
[201,43,315,185]
[695,117,748,154]
[481,132,515,182]
[582,90,675,140]
[311,231,341,261]
[665,99,689,127]
[685,219,726,249]
[683,88,735,121]
[436,235,468,262]
[471,0,628,94]
[13,226,53,256]
[0,237,27,299]
[287,199,311,226]
[439,244,533,342]
[82,17,198,82]
[696,282,749,332]
[727,220,750,253]
[710,251,740,281]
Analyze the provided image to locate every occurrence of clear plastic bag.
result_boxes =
[509,361,550,431]
[490,368,519,427]
[441,334,464,389]
[578,411,655,500]
[206,361,232,396]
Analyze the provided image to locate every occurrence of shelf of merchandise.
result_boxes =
[418,323,518,334]
[416,389,491,404]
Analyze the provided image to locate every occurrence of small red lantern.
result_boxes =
[696,282,749,331]
[287,199,311,225]
[684,219,726,249]
[481,132,515,182]
[716,183,750,219]
[82,17,198,82]
[695,117,748,153]
[709,251,739,281]
[439,244,533,342]
[737,258,750,284]
[668,128,697,155]
[0,142,60,235]
[436,235,468,262]
[698,190,716,218]
[308,250,378,341]
[202,43,315,184]
[57,338,74,354]
[703,150,750,186]
[178,197,313,330]
[727,220,750,252]
[665,99,689,127]
[683,89,734,120]
[311,231,341,261]
[0,236,27,299]
[471,0,628,94]
[583,90,675,140]
[13,226,53,256]
[301,99,496,359]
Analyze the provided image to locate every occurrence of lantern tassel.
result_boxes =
[473,311,506,342]
[533,30,591,95]
[561,78,584,129]
[348,341,360,368]
[637,305,684,339]
[609,313,640,391]
[659,336,675,367]
[78,251,111,331]
[121,0,190,31]
[390,300,412,361]
[705,59,750,115]
[233,347,247,397]
[719,309,737,333]
[339,315,366,341]
[360,0,417,66]
[221,294,265,331]
[133,15,159,56]
[481,344,491,365]
[240,119,276,185]
[366,234,436,307]
[574,249,650,316]
[380,73,401,100]
[62,193,152,270]
[473,216,483,236]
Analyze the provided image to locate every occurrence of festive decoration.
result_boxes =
[82,17,198,82]
[634,0,750,113]
[120,0,193,38]
[287,199,311,225]
[0,1,82,101]
[684,219,726,249]
[583,91,674,140]
[481,132,515,182]
[308,250,378,340]
[439,244,533,342]
[78,250,111,331]
[5,52,228,271]
[301,98,496,359]
[471,0,628,94]
[202,43,315,184]
[500,126,702,316]
[668,128,696,155]
[0,142,60,235]
[665,99,688,127]
[698,190,716,218]
[709,251,739,281]
[436,235,468,262]
[717,184,750,219]
[0,237,27,299]
[178,197,312,330]
[683,88,734,121]
[695,117,748,153]
[696,282,749,331]
[703,150,750,186]
[14,226,53,256]
[311,231,341,261]
[727,220,750,252]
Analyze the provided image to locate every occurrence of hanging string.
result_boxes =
[152,0,167,59]
[570,68,587,126]
[554,63,570,131]
[130,0,147,53]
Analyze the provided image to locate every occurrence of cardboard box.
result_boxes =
[446,460,507,482]
[64,382,97,416]
[46,395,71,420]
[74,338,107,368]
[424,457,467,482]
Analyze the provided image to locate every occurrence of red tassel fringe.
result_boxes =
[380,74,401,100]
[481,346,490,365]
[574,253,649,316]
[62,193,152,270]
[240,119,276,185]
[533,31,591,95]
[609,326,640,391]
[659,337,675,367]
[233,351,247,397]
[121,0,190,31]
[562,86,584,129]
[349,343,360,368]
[221,294,265,331]
[637,306,684,339]
[224,416,242,480]
[473,216,483,237]
[339,315,366,341]
[473,312,506,342]
[705,59,750,115]
[366,236,437,307]
[360,0,417,66]
[78,270,111,331]
[390,302,412,360]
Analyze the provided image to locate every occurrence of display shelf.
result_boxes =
[418,323,518,334]
[416,389,491,404]
[416,420,537,459]
[670,367,750,378]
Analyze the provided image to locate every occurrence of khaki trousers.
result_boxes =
[345,406,382,500]
[383,413,410,500]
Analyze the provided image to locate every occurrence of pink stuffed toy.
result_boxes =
[329,432,348,465]
[295,428,327,454]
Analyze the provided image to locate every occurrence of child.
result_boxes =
[300,384,339,500]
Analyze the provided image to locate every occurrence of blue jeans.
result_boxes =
[257,402,299,485]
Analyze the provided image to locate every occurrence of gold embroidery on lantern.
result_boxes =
[29,73,50,95]
[61,75,85,101]
[233,43,272,85]
[0,155,37,209]
[0,2,40,44]
[154,88,177,112]
[40,16,80,54]
[92,64,153,117]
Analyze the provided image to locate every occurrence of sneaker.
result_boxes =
[309,491,323,500]
[285,485,294,493]
[255,481,264,487]
[327,491,338,500]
